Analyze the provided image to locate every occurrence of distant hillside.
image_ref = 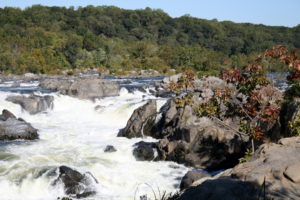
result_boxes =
[0,5,299,74]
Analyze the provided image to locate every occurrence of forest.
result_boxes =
[0,5,299,75]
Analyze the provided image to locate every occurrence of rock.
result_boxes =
[132,141,158,161]
[155,90,174,98]
[177,178,259,200]
[180,170,211,191]
[177,136,300,200]
[24,73,36,78]
[11,82,21,87]
[53,166,97,198]
[0,110,38,140]
[284,164,300,183]
[117,100,157,138]
[162,73,182,85]
[0,109,16,121]
[104,145,117,153]
[118,91,248,170]
[6,94,54,114]
[156,100,248,170]
[280,99,300,137]
[39,77,120,100]
[194,76,227,91]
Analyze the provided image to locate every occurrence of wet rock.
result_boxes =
[0,110,38,140]
[0,109,16,121]
[53,166,97,198]
[104,145,117,153]
[118,100,157,138]
[180,170,211,191]
[132,141,157,161]
[39,77,120,100]
[6,94,54,115]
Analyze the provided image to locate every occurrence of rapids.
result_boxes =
[0,80,189,200]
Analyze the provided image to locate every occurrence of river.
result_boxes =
[0,79,189,200]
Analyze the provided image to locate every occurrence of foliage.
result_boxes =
[238,148,253,163]
[288,113,300,136]
[169,70,196,94]
[0,6,298,74]
[194,102,219,117]
[264,45,300,100]
[174,94,193,108]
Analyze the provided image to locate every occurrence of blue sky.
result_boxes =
[0,0,299,27]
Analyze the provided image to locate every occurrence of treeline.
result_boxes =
[0,5,299,74]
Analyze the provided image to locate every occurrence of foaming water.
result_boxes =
[0,84,189,200]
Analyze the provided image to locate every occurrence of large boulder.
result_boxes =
[156,100,248,170]
[6,94,54,114]
[118,100,157,138]
[39,77,120,100]
[178,136,300,200]
[118,93,249,170]
[53,166,98,198]
[0,109,38,140]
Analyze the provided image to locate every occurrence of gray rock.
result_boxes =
[156,100,248,170]
[118,100,157,138]
[204,136,300,200]
[132,141,157,161]
[284,163,300,183]
[0,110,38,140]
[162,73,182,85]
[280,99,300,137]
[39,77,120,100]
[104,145,117,153]
[178,178,259,200]
[0,109,16,121]
[6,94,54,114]
[180,170,211,191]
[53,166,97,198]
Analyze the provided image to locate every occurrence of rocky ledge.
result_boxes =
[177,136,300,200]
[39,76,120,100]
[6,94,54,115]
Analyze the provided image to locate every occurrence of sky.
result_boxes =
[0,0,299,27]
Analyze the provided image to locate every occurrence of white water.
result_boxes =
[0,82,189,200]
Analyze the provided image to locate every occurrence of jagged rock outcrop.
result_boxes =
[177,136,300,200]
[53,166,98,198]
[117,100,157,138]
[0,109,38,140]
[121,76,283,170]
[39,77,120,100]
[6,94,54,114]
[155,102,248,170]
